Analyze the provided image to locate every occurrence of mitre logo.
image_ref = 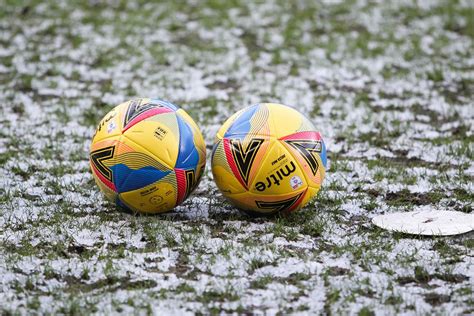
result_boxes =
[254,161,297,192]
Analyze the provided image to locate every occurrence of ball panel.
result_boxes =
[176,109,201,137]
[144,111,179,133]
[320,139,327,169]
[106,149,170,171]
[279,132,326,189]
[150,98,179,111]
[193,162,206,192]
[249,104,271,137]
[212,140,247,194]
[92,136,174,195]
[175,167,202,204]
[223,105,259,138]
[175,110,207,194]
[119,172,178,213]
[224,104,272,140]
[265,103,316,139]
[91,165,117,202]
[176,108,207,160]
[175,109,206,204]
[284,187,321,213]
[122,98,175,133]
[248,139,308,196]
[213,165,247,195]
[215,109,245,141]
[294,113,317,133]
[111,136,173,194]
[222,138,246,188]
[172,112,205,203]
[175,114,200,170]
[226,188,307,214]
[122,113,178,169]
[211,141,229,172]
[175,168,188,204]
[218,105,273,189]
[90,137,121,155]
[90,137,121,193]
[112,164,171,194]
[221,135,271,190]
[287,152,325,191]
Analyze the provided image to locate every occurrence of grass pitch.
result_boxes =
[0,0,473,314]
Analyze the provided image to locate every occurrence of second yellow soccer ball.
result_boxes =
[211,103,327,215]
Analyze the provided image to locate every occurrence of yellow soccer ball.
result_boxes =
[211,103,327,215]
[90,98,206,214]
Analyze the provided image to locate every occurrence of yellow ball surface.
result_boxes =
[211,103,327,214]
[90,98,206,214]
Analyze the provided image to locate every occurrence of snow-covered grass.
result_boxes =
[0,0,473,314]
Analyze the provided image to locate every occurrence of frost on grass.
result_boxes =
[0,0,473,314]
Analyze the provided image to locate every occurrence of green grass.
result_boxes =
[0,0,472,314]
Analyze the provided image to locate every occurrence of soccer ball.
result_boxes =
[90,98,206,214]
[211,103,327,215]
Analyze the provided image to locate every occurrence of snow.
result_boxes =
[0,0,473,314]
